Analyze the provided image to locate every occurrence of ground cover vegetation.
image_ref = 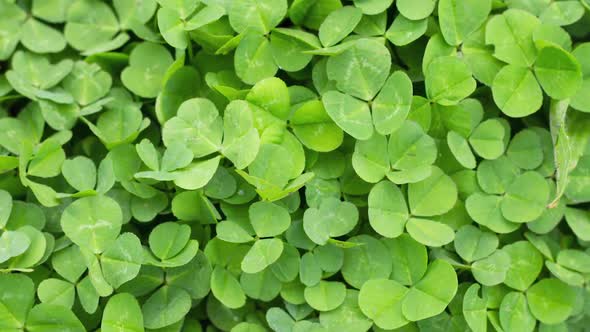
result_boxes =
[1,0,590,331]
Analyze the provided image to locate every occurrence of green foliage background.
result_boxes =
[1,0,590,331]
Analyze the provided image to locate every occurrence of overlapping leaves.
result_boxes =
[1,0,590,331]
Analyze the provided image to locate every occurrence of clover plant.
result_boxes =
[1,0,590,331]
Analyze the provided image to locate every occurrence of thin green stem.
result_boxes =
[549,98,569,145]
[548,98,571,208]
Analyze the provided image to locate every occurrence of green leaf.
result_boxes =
[6,200,46,231]
[322,90,374,140]
[0,230,30,263]
[504,0,548,16]
[249,201,291,238]
[62,156,97,191]
[300,252,323,287]
[388,121,437,170]
[156,66,201,123]
[454,225,498,262]
[545,261,584,286]
[352,132,388,183]
[383,234,428,286]
[571,43,590,112]
[526,278,576,324]
[81,33,131,57]
[229,0,287,34]
[462,28,506,86]
[341,235,392,289]
[0,118,29,154]
[247,77,290,120]
[21,18,67,54]
[64,0,119,51]
[354,0,394,14]
[447,131,476,169]
[556,249,590,273]
[102,293,144,332]
[385,15,427,46]
[469,119,507,158]
[25,304,85,332]
[499,292,536,332]
[63,61,112,106]
[162,98,222,158]
[477,157,519,195]
[359,279,409,329]
[319,289,373,332]
[241,238,284,273]
[8,226,47,268]
[472,250,511,286]
[11,51,73,90]
[149,222,191,260]
[184,4,226,31]
[304,281,347,311]
[204,167,237,199]
[372,71,413,135]
[121,42,174,98]
[326,38,391,101]
[270,29,316,72]
[406,218,455,247]
[425,56,476,105]
[396,0,437,20]
[101,233,143,288]
[142,286,192,329]
[534,45,583,100]
[167,253,212,300]
[136,139,160,171]
[0,274,34,330]
[232,322,266,332]
[401,260,458,321]
[539,1,585,26]
[501,171,549,223]
[485,9,540,66]
[0,190,12,228]
[156,0,197,19]
[303,197,359,245]
[86,105,150,149]
[157,8,188,48]
[247,143,294,189]
[506,129,544,170]
[319,6,363,47]
[503,241,544,291]
[113,0,157,28]
[76,276,100,312]
[173,156,221,190]
[565,156,590,204]
[32,0,70,23]
[221,100,260,169]
[211,266,246,309]
[235,33,278,85]
[533,23,573,51]
[60,195,123,254]
[408,167,458,217]
[0,1,588,329]
[51,245,86,283]
[216,220,254,244]
[368,181,408,238]
[463,284,487,332]
[37,278,75,308]
[438,0,492,45]
[291,100,344,152]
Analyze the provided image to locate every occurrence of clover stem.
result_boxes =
[187,39,194,63]
[549,98,569,145]
[548,98,571,208]
[0,268,33,273]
